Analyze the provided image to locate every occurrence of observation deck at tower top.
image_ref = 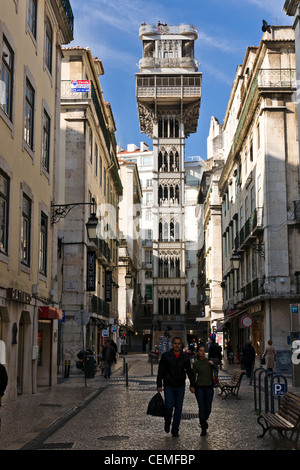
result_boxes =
[139,23,198,39]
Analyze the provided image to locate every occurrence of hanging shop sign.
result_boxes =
[86,251,96,292]
[105,271,112,302]
[241,314,253,328]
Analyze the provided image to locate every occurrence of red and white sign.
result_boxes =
[241,315,253,328]
[71,80,90,92]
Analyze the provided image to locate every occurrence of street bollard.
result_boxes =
[125,363,129,387]
[64,360,70,378]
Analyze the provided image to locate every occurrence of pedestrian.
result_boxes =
[110,339,118,363]
[0,362,8,406]
[192,345,218,436]
[241,340,256,378]
[262,340,276,371]
[208,338,222,368]
[156,337,195,437]
[227,341,234,364]
[101,340,116,379]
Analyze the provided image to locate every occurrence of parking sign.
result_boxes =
[272,383,286,396]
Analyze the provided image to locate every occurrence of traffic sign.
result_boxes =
[241,315,253,328]
[272,383,286,396]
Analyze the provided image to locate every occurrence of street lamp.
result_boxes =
[125,269,132,289]
[86,211,98,242]
[230,251,241,270]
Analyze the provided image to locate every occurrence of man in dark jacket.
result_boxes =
[0,363,8,405]
[242,340,256,378]
[157,337,195,437]
[101,340,116,379]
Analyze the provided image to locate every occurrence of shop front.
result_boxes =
[38,306,63,387]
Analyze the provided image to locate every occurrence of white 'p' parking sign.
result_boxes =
[272,383,286,396]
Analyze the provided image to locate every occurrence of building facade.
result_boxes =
[0,0,73,402]
[117,143,205,349]
[58,47,122,370]
[136,22,202,345]
[218,26,300,356]
[118,158,142,351]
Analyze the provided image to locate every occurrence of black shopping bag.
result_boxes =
[147,392,165,417]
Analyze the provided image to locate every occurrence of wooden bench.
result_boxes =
[218,369,245,399]
[257,392,300,449]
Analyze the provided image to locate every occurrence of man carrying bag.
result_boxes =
[156,337,195,437]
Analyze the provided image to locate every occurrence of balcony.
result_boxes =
[234,207,263,251]
[240,277,265,301]
[139,24,198,39]
[294,200,300,221]
[61,0,74,34]
[139,57,199,71]
[90,295,110,318]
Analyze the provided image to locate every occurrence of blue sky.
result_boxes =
[68,0,293,159]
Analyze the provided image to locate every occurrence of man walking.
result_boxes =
[101,340,116,379]
[157,337,195,437]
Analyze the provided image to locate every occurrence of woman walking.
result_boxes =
[192,345,218,436]
[262,340,276,371]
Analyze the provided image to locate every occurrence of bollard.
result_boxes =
[123,356,126,375]
[64,360,70,378]
[125,363,129,387]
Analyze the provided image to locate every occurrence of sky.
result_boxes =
[68,0,293,159]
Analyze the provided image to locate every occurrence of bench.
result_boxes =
[257,392,300,449]
[218,369,245,399]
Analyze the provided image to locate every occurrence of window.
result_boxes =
[27,0,37,38]
[44,17,53,73]
[1,36,14,121]
[0,170,9,253]
[89,127,93,163]
[21,194,31,266]
[99,155,102,186]
[95,143,98,175]
[39,212,48,274]
[146,179,152,188]
[42,109,50,171]
[24,79,34,149]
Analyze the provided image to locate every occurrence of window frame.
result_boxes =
[1,36,14,121]
[44,16,53,74]
[39,211,48,275]
[24,78,35,150]
[0,169,10,254]
[21,193,32,266]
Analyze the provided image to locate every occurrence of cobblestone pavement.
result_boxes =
[0,353,299,452]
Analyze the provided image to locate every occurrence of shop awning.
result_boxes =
[217,309,247,331]
[38,306,63,320]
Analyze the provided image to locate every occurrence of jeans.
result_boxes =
[164,386,185,433]
[195,386,214,423]
[104,361,111,378]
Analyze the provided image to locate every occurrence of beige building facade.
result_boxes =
[217,26,300,357]
[0,0,73,402]
[58,47,122,369]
